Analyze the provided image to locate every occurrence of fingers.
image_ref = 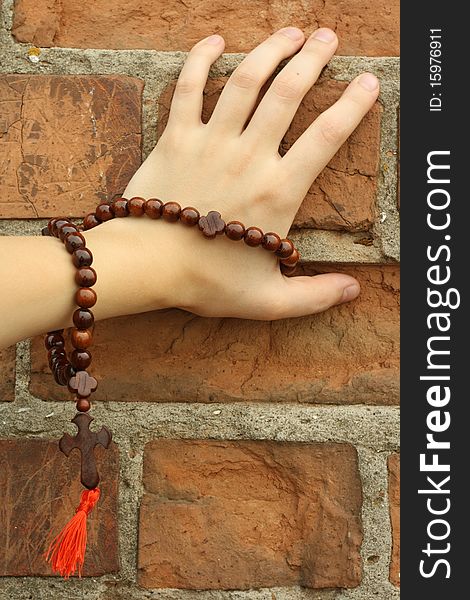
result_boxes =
[271,273,361,319]
[207,27,305,135]
[281,72,380,195]
[243,28,338,149]
[167,34,225,129]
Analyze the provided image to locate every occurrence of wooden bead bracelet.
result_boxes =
[40,196,300,578]
[41,196,300,412]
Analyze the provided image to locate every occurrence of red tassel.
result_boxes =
[43,487,101,579]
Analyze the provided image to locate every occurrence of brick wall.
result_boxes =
[0,0,399,598]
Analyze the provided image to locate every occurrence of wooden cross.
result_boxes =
[59,413,112,489]
[198,211,226,238]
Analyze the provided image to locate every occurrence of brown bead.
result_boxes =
[48,218,60,235]
[45,332,65,350]
[144,198,163,219]
[72,247,93,268]
[83,213,101,230]
[275,239,295,259]
[65,231,86,253]
[52,219,70,237]
[128,197,146,216]
[95,203,114,222]
[73,308,94,329]
[75,267,97,287]
[244,226,264,247]
[65,363,76,379]
[71,349,92,369]
[225,221,245,241]
[59,224,78,241]
[162,201,181,222]
[41,226,51,236]
[68,370,98,398]
[76,398,91,412]
[280,248,300,267]
[180,206,200,226]
[56,365,70,386]
[75,287,97,308]
[111,197,129,217]
[71,328,93,350]
[262,232,281,252]
[198,211,226,238]
[48,346,66,362]
[280,263,298,276]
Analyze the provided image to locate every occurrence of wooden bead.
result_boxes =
[68,370,98,398]
[71,328,93,350]
[75,287,97,308]
[56,365,69,386]
[73,308,94,329]
[162,201,181,222]
[71,349,92,369]
[280,263,298,276]
[53,219,70,237]
[95,203,114,222]
[275,239,295,259]
[41,226,51,236]
[262,232,281,252]
[225,221,245,241]
[59,224,78,241]
[244,226,264,247]
[65,231,86,253]
[45,332,65,350]
[76,398,91,412]
[128,197,146,216]
[198,211,226,238]
[111,197,129,217]
[75,267,97,287]
[280,248,300,267]
[83,213,101,230]
[144,198,163,219]
[65,363,76,379]
[48,218,60,235]
[72,247,93,268]
[48,346,66,362]
[180,206,200,226]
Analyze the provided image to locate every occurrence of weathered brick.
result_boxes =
[158,78,382,232]
[0,345,16,402]
[12,0,399,56]
[0,438,119,576]
[0,75,143,218]
[388,453,400,587]
[138,439,362,589]
[30,266,399,405]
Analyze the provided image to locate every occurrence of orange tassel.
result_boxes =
[43,487,101,579]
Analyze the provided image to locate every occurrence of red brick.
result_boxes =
[30,265,399,405]
[12,0,399,56]
[158,78,382,232]
[138,439,362,589]
[388,453,400,587]
[0,345,16,402]
[0,75,142,218]
[0,438,119,576]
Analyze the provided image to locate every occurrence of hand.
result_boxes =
[109,27,380,320]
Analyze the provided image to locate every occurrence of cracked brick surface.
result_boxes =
[158,78,382,232]
[0,75,143,218]
[12,0,399,56]
[138,439,363,589]
[30,265,399,405]
[0,439,120,576]
[0,345,16,402]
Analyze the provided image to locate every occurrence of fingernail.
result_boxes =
[340,283,360,304]
[312,28,336,43]
[358,72,379,91]
[279,27,304,41]
[205,34,223,45]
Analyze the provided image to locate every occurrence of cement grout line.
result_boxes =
[335,448,400,600]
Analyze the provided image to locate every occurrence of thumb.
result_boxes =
[274,273,361,318]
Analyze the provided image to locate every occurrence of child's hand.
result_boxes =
[115,27,380,320]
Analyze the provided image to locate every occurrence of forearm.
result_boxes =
[0,218,177,350]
